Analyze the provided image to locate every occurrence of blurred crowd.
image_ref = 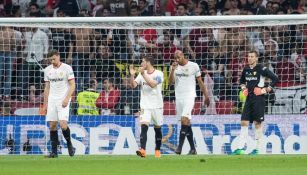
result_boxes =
[0,0,307,115]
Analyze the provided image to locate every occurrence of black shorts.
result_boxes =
[241,95,265,123]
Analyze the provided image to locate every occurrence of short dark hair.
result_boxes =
[30,3,39,9]
[177,3,187,10]
[143,54,155,65]
[47,50,60,58]
[248,50,258,57]
[130,5,138,10]
[89,79,97,88]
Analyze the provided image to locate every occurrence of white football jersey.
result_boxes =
[135,69,164,109]
[44,63,75,100]
[174,61,201,99]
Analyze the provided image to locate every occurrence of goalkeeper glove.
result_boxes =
[253,87,267,96]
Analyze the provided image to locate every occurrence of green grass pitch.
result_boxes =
[1,155,307,175]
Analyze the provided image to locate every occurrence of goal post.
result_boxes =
[0,15,306,155]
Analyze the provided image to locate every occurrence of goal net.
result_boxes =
[0,15,306,155]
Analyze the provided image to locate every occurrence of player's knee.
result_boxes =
[240,120,249,126]
[254,121,262,128]
[59,121,68,130]
[49,122,57,131]
[181,117,190,125]
[154,125,161,128]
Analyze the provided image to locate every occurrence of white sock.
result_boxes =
[255,127,263,150]
[238,126,248,149]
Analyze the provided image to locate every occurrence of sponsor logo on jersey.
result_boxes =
[246,77,258,81]
[48,78,64,82]
[175,73,189,77]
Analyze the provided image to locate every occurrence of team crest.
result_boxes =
[140,109,144,115]
[59,72,64,77]
[253,71,256,75]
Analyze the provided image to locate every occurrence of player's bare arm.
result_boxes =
[140,69,159,88]
[62,79,76,108]
[43,81,50,112]
[196,76,210,106]
[168,61,178,84]
[129,64,138,88]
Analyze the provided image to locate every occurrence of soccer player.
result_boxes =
[129,55,164,158]
[43,50,76,158]
[233,50,278,155]
[169,50,210,155]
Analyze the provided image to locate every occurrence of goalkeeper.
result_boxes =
[233,50,278,155]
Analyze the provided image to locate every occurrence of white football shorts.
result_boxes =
[176,97,195,120]
[139,108,163,126]
[46,99,70,121]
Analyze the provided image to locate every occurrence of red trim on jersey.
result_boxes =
[68,78,75,81]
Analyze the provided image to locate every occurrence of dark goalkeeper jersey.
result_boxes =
[240,64,279,95]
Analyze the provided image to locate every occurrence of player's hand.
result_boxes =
[139,66,145,75]
[254,87,267,96]
[41,104,47,115]
[204,96,210,107]
[129,64,136,76]
[171,61,178,70]
[242,88,248,97]
[62,98,69,108]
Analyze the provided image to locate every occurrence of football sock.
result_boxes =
[178,125,189,149]
[186,125,195,150]
[62,127,72,146]
[154,127,162,150]
[255,127,263,150]
[238,126,248,149]
[140,124,148,150]
[50,130,58,154]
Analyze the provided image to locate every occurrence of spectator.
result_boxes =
[128,29,145,61]
[223,0,241,15]
[157,29,178,63]
[28,84,44,103]
[204,41,227,99]
[50,28,73,64]
[28,3,44,17]
[271,2,280,14]
[79,9,91,17]
[186,28,213,63]
[92,0,104,17]
[115,76,140,115]
[95,7,110,17]
[138,0,151,16]
[129,5,139,16]
[245,0,267,15]
[93,44,118,81]
[77,79,100,115]
[17,27,48,97]
[45,0,60,17]
[165,0,188,16]
[0,26,16,101]
[56,0,79,17]
[71,27,96,92]
[176,2,188,16]
[0,101,11,115]
[56,9,66,17]
[96,78,120,115]
[105,0,130,16]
